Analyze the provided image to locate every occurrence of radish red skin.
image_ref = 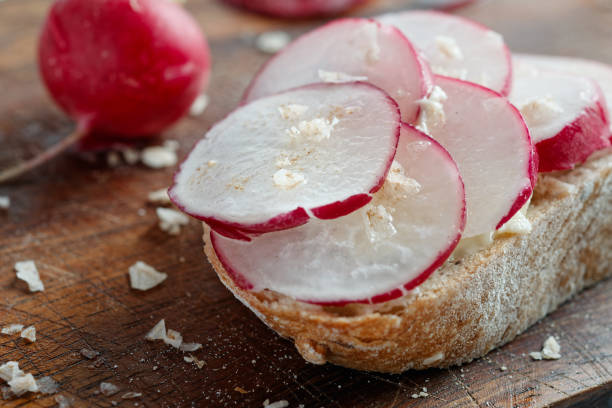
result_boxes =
[221,0,367,18]
[38,0,211,138]
[535,87,611,172]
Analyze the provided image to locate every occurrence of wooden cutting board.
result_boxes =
[1,0,611,407]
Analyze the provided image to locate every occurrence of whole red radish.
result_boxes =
[0,0,210,182]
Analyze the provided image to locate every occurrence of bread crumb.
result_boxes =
[121,148,140,165]
[164,329,183,349]
[144,319,167,341]
[129,261,167,291]
[141,146,177,169]
[0,362,24,382]
[263,400,289,408]
[1,325,24,335]
[100,382,120,396]
[234,386,248,394]
[121,392,142,399]
[147,189,171,205]
[317,69,368,83]
[20,326,36,343]
[530,336,561,360]
[156,207,189,235]
[189,94,209,117]
[15,260,44,292]
[184,354,205,369]
[179,342,202,352]
[0,196,9,210]
[80,348,99,360]
[8,373,38,396]
[106,151,121,168]
[255,31,290,54]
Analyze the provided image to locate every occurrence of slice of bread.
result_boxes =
[203,149,612,373]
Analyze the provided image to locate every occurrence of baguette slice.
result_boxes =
[204,150,612,373]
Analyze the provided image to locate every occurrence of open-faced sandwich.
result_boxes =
[169,11,612,372]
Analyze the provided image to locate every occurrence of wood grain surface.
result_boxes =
[1,0,611,407]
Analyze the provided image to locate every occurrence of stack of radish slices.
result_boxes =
[170,12,612,306]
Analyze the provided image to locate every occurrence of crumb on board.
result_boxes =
[156,207,189,235]
[121,391,142,399]
[530,336,561,360]
[255,31,290,54]
[14,260,44,292]
[80,348,99,360]
[234,386,248,394]
[1,324,24,335]
[263,399,289,408]
[20,326,36,343]
[129,261,167,291]
[100,382,120,396]
[0,196,9,210]
[147,188,171,205]
[141,145,178,169]
[189,94,209,116]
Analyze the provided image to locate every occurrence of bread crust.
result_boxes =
[204,150,612,373]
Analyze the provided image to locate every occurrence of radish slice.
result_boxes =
[242,18,432,124]
[510,67,610,172]
[170,82,400,239]
[211,124,466,305]
[376,10,512,95]
[422,76,535,237]
[514,54,612,134]
[221,0,366,18]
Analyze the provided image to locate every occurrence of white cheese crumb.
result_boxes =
[435,35,464,60]
[184,354,205,369]
[55,394,73,408]
[147,188,171,205]
[121,148,140,165]
[255,31,291,54]
[419,391,429,397]
[80,349,99,360]
[36,376,58,394]
[541,336,561,359]
[518,97,564,127]
[278,104,308,121]
[121,392,142,399]
[496,203,532,236]
[2,324,24,335]
[361,22,380,64]
[273,169,305,190]
[100,382,120,396]
[179,343,202,352]
[386,161,421,198]
[15,260,44,292]
[0,362,24,382]
[8,373,38,396]
[156,207,189,235]
[163,139,180,152]
[144,319,167,341]
[263,400,289,408]
[500,366,508,371]
[164,329,183,349]
[189,94,209,116]
[412,394,419,399]
[431,65,469,80]
[416,86,448,134]
[317,69,368,83]
[530,336,561,360]
[290,117,339,142]
[363,204,397,244]
[20,326,36,343]
[141,146,177,169]
[0,196,9,210]
[106,151,121,168]
[128,261,167,291]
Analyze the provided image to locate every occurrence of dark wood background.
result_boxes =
[1,0,611,406]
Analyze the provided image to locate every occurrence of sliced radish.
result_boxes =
[421,76,535,237]
[170,82,400,239]
[211,124,466,305]
[376,10,512,95]
[514,54,612,135]
[221,0,366,18]
[510,66,610,172]
[242,18,432,124]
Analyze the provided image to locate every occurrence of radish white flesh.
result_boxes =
[377,10,512,95]
[423,76,535,238]
[211,124,465,305]
[170,83,400,239]
[510,65,610,172]
[514,54,612,134]
[242,18,432,124]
